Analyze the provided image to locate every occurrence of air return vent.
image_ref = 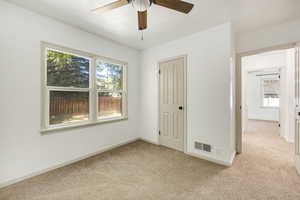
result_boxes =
[195,142,211,152]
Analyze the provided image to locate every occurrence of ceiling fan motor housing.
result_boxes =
[131,0,153,12]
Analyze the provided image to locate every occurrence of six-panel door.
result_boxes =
[159,57,185,151]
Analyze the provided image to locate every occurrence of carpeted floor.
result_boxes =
[1,120,300,200]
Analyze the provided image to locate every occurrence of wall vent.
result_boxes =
[195,142,211,152]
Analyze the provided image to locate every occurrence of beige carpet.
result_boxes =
[1,120,300,200]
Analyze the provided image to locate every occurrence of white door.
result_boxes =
[295,44,300,175]
[159,57,185,151]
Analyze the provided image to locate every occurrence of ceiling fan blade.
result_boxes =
[91,0,129,13]
[138,10,147,30]
[153,0,194,14]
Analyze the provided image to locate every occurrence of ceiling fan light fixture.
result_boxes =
[132,0,152,12]
[92,0,194,33]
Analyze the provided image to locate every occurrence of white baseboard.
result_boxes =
[139,137,159,145]
[0,138,236,189]
[296,156,300,176]
[248,119,279,123]
[139,138,236,167]
[186,151,236,167]
[0,137,139,189]
[229,151,236,165]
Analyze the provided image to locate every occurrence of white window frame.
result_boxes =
[41,42,128,132]
[261,77,280,108]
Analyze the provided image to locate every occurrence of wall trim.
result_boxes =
[0,138,236,189]
[139,137,160,145]
[140,138,236,166]
[296,155,300,176]
[248,119,279,123]
[229,150,237,165]
[186,151,236,167]
[0,137,139,189]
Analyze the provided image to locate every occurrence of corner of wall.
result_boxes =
[136,49,144,139]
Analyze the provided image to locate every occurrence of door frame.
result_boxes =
[158,55,188,153]
[295,42,300,175]
[236,43,296,153]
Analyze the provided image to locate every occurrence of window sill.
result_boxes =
[40,116,128,134]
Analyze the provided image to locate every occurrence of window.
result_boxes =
[96,60,125,119]
[41,43,127,131]
[261,79,280,107]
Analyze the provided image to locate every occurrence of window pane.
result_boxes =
[263,79,279,94]
[98,92,122,118]
[49,91,89,125]
[96,60,123,90]
[264,95,280,107]
[47,49,90,88]
[262,79,280,107]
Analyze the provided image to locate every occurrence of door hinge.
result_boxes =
[159,131,161,135]
[158,69,161,75]
[278,75,281,79]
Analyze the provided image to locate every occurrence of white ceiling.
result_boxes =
[5,0,300,50]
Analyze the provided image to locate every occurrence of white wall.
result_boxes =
[0,1,140,187]
[247,72,279,121]
[139,23,236,165]
[237,19,300,53]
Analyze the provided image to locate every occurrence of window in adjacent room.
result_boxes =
[41,43,127,131]
[261,78,280,108]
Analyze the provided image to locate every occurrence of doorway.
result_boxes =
[236,44,300,174]
[158,56,187,152]
[244,68,281,134]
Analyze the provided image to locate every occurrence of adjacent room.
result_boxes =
[1,0,300,199]
[242,49,296,141]
[240,49,296,183]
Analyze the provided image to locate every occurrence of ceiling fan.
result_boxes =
[91,0,194,31]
